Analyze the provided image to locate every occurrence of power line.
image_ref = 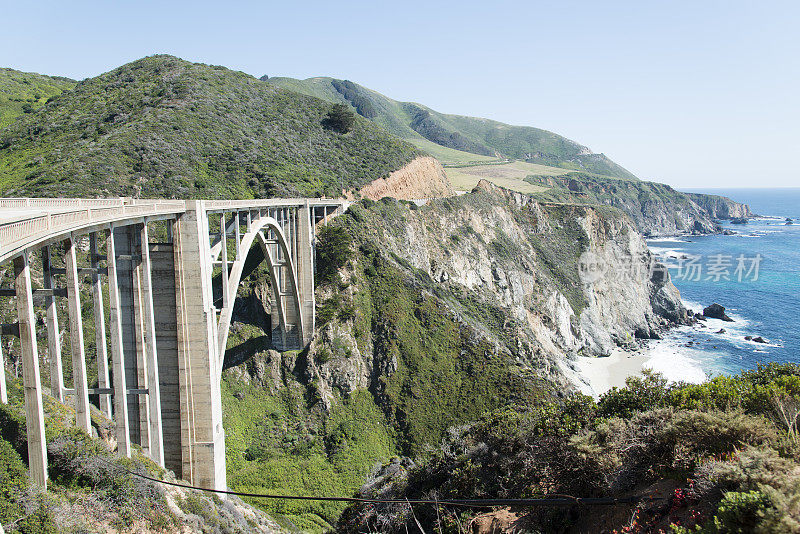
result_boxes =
[98,457,661,508]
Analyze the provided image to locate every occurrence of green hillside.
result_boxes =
[268,76,638,180]
[0,68,75,129]
[0,56,421,198]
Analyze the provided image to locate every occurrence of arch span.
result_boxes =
[215,213,304,367]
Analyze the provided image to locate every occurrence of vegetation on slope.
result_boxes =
[1,378,204,533]
[220,196,558,530]
[221,373,397,532]
[0,55,421,198]
[343,238,547,454]
[339,364,800,533]
[0,68,75,129]
[267,76,638,179]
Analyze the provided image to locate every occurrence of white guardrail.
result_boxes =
[0,199,188,263]
[0,197,349,263]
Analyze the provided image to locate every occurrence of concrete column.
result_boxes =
[130,227,150,453]
[14,252,48,487]
[0,341,7,404]
[64,236,91,432]
[221,214,229,310]
[106,227,132,457]
[150,239,181,475]
[140,223,165,468]
[173,202,227,492]
[297,201,315,345]
[234,211,240,258]
[89,233,112,418]
[41,246,64,402]
[291,208,298,271]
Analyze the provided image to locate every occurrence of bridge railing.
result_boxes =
[0,197,347,262]
[0,200,187,262]
[0,198,129,209]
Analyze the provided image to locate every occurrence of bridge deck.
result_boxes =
[0,197,346,263]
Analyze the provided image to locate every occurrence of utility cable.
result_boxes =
[96,456,662,508]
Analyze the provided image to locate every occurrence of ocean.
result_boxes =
[644,187,800,383]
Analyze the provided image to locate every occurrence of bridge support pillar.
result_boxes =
[297,201,315,346]
[14,252,48,488]
[173,202,227,492]
[64,236,91,433]
[41,246,64,402]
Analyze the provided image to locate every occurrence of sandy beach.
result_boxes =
[572,348,649,398]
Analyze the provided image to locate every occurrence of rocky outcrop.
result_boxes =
[703,303,734,322]
[301,180,686,406]
[527,174,753,236]
[359,156,453,200]
[688,193,754,220]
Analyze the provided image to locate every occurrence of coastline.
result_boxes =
[570,348,648,398]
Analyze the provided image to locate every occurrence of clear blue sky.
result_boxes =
[2,0,798,188]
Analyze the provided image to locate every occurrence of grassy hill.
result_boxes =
[0,56,421,198]
[0,68,75,129]
[268,76,638,180]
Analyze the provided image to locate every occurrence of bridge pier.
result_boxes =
[173,202,227,492]
[64,236,92,433]
[14,252,48,488]
[298,201,315,344]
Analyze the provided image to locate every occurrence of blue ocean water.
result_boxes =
[643,188,800,382]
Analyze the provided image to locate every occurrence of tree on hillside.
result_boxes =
[323,104,355,134]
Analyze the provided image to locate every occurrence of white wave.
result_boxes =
[648,247,686,259]
[643,335,707,384]
[647,237,690,243]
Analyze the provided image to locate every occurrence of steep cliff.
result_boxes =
[358,156,453,200]
[219,180,687,528]
[307,181,685,405]
[527,174,753,236]
[688,191,754,220]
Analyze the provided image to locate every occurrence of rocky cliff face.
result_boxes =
[297,180,687,411]
[358,156,453,200]
[688,192,755,219]
[220,179,689,527]
[527,174,753,236]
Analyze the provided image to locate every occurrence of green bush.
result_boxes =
[316,225,353,286]
[0,401,29,459]
[0,437,28,524]
[323,104,355,134]
[598,370,669,418]
[673,491,773,533]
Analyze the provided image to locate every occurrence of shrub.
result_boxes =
[316,225,353,286]
[673,491,774,533]
[598,370,669,418]
[666,363,800,417]
[0,437,28,524]
[323,104,355,134]
[0,401,29,459]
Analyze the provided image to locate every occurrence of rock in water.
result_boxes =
[703,303,734,322]
[731,217,748,224]
[752,336,767,344]
[716,328,726,334]
[745,335,753,341]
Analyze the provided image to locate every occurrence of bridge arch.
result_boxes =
[214,213,304,367]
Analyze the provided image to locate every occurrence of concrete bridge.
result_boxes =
[0,197,345,492]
